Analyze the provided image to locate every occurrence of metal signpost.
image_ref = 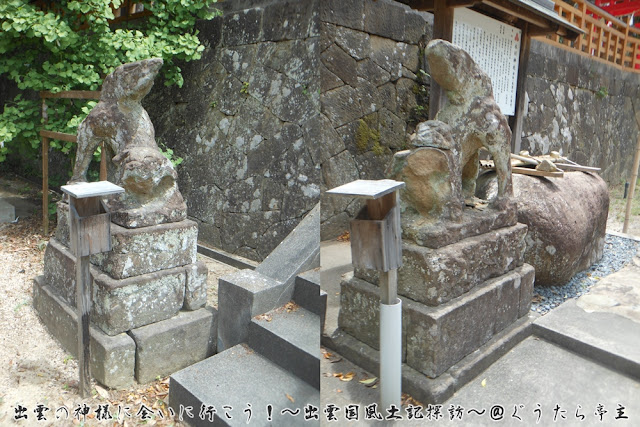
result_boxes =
[327,179,405,409]
[60,181,124,397]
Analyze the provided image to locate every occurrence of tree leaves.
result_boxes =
[0,0,221,165]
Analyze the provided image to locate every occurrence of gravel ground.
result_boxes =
[531,234,640,314]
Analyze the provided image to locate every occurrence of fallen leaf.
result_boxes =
[481,378,487,387]
[359,377,378,387]
[337,389,342,393]
[337,231,350,242]
[254,313,272,322]
[401,393,423,407]
[323,351,333,359]
[286,393,294,403]
[94,384,110,400]
[283,301,300,312]
[338,372,355,382]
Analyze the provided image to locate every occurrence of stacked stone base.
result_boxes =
[337,212,535,402]
[34,202,217,388]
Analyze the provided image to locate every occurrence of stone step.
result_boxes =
[533,299,640,381]
[169,344,319,427]
[248,306,320,389]
[292,269,327,328]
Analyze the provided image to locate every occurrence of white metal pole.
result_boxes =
[380,294,402,409]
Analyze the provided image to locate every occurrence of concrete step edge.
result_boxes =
[249,307,320,389]
[169,344,320,426]
[532,322,640,381]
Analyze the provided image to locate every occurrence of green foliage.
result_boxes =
[158,140,183,169]
[240,81,250,94]
[0,0,221,166]
[596,86,608,99]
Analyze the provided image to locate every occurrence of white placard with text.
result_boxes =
[453,8,521,116]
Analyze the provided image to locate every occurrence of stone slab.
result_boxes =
[339,264,534,378]
[292,269,324,318]
[184,261,208,311]
[43,237,200,336]
[93,219,198,280]
[56,202,198,279]
[32,276,135,388]
[44,237,98,306]
[338,274,408,358]
[356,223,528,306]
[401,202,518,249]
[447,337,640,426]
[255,203,320,303]
[0,198,15,222]
[170,344,320,427]
[92,266,186,336]
[217,269,287,351]
[533,299,640,380]
[249,306,320,389]
[129,308,216,384]
[323,313,535,405]
[406,264,534,378]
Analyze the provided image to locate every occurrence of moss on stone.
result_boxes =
[355,118,381,153]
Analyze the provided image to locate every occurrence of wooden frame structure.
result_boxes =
[401,0,583,153]
[40,90,103,235]
[542,0,640,72]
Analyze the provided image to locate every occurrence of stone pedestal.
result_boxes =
[337,207,535,400]
[34,201,215,387]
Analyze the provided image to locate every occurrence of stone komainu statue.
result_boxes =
[70,58,187,228]
[389,39,513,220]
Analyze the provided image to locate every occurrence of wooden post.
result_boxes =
[510,23,531,154]
[61,181,124,398]
[100,142,107,181]
[326,179,405,410]
[70,195,95,398]
[429,0,455,120]
[42,99,49,235]
[623,134,640,233]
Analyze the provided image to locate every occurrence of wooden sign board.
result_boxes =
[453,8,522,116]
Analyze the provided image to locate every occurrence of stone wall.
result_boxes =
[522,40,640,184]
[319,0,433,239]
[143,0,640,246]
[144,0,321,261]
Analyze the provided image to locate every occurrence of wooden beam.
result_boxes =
[512,166,564,177]
[40,130,78,143]
[40,90,101,100]
[483,0,552,29]
[555,163,601,172]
